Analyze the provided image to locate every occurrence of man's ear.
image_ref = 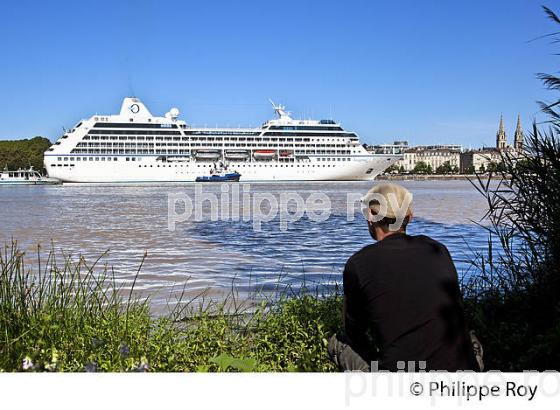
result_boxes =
[367,208,376,223]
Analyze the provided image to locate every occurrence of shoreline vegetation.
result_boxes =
[459,5,560,371]
[0,243,342,372]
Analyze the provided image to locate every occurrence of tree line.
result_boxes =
[384,160,509,175]
[0,137,51,173]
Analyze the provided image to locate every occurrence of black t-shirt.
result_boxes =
[343,232,478,371]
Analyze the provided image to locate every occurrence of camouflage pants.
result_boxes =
[327,333,371,372]
[328,331,484,372]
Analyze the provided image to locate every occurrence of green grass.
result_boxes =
[0,242,342,372]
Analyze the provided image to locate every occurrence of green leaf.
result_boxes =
[209,354,256,372]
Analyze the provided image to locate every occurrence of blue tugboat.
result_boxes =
[196,161,241,182]
[196,172,241,182]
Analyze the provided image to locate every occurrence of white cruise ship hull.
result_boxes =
[44,155,399,183]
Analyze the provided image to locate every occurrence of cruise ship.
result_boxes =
[44,97,403,182]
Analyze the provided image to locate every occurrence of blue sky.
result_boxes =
[0,0,556,146]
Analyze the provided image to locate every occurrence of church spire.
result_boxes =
[514,114,524,152]
[496,115,507,150]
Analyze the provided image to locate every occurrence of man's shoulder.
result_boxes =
[349,243,378,260]
[346,242,383,269]
[411,233,445,244]
[347,234,449,265]
[411,234,450,253]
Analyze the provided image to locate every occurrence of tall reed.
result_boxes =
[462,6,560,371]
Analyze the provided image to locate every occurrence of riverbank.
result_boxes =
[377,174,506,181]
[1,235,557,372]
[0,244,341,372]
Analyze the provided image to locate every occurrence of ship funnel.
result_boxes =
[120,97,153,118]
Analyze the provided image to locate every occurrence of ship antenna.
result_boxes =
[268,99,292,119]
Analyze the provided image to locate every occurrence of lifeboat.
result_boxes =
[279,150,294,158]
[253,150,276,160]
[195,150,221,160]
[225,150,249,160]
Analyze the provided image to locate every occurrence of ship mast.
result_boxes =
[268,99,292,120]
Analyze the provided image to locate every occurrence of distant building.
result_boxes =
[514,114,524,153]
[496,115,507,150]
[460,149,502,173]
[396,147,461,172]
[397,151,417,172]
[413,144,463,152]
[368,140,409,155]
[370,114,524,174]
[460,115,524,173]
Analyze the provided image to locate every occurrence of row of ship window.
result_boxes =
[82,135,349,142]
[136,164,346,168]
[57,157,119,162]
[94,122,177,129]
[90,130,182,135]
[91,127,348,136]
[268,126,343,131]
[92,123,346,132]
[70,150,354,155]
[51,163,344,168]
[76,143,349,148]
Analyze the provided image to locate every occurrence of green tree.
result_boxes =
[384,164,399,174]
[413,161,432,174]
[435,161,453,174]
[486,161,506,173]
[0,137,51,173]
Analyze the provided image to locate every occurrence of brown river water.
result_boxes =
[0,179,494,309]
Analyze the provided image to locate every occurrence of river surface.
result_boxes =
[0,180,493,309]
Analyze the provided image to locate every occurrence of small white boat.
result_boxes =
[0,166,60,185]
